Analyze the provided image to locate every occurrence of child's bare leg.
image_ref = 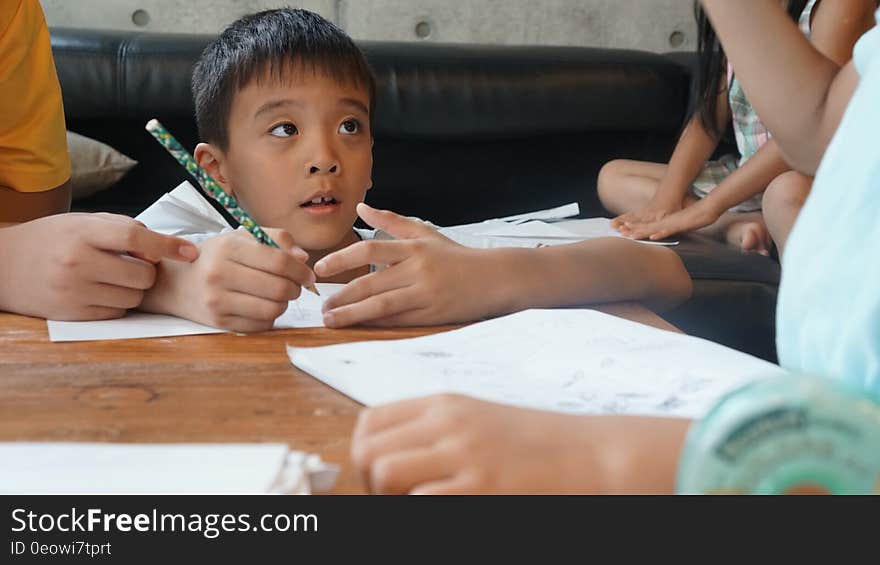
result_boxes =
[699,211,772,255]
[761,170,812,257]
[597,159,668,215]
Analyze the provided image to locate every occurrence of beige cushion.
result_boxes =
[67,131,138,200]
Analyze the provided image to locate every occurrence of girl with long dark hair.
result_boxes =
[598,0,874,257]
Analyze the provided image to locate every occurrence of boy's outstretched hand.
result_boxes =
[0,213,200,320]
[315,203,493,328]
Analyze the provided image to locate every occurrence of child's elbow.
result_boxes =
[643,247,692,313]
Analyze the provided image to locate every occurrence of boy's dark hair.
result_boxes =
[192,8,376,149]
[693,0,807,139]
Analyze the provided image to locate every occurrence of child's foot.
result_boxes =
[725,218,772,256]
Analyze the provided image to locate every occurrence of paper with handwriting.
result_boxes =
[288,309,784,419]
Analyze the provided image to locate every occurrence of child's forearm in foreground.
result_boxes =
[353,394,693,494]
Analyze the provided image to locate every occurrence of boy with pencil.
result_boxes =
[137,8,691,332]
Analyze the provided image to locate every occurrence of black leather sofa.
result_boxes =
[50,28,780,361]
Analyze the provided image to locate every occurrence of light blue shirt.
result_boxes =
[776,13,880,395]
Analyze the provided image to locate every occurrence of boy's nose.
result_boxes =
[308,161,339,175]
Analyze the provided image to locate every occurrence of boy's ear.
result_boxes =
[194,142,235,196]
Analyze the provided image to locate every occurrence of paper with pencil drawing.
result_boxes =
[46,283,344,342]
[476,220,583,239]
[287,309,785,419]
[0,443,339,494]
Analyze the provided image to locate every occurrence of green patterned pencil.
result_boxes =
[145,119,319,296]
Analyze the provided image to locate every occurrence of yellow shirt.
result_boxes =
[0,0,70,193]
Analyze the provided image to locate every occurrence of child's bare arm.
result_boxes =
[315,204,692,328]
[658,88,730,204]
[611,104,727,231]
[0,181,72,223]
[810,0,877,67]
[621,139,791,241]
[699,0,873,173]
[352,394,692,494]
[490,239,693,315]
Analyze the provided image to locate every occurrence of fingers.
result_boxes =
[359,308,432,328]
[619,222,659,241]
[610,213,632,230]
[263,228,309,262]
[208,261,302,303]
[323,286,425,328]
[620,218,678,241]
[224,234,316,288]
[321,267,410,313]
[357,203,437,240]
[84,306,129,320]
[84,219,199,263]
[352,416,438,472]
[367,447,456,494]
[353,397,440,440]
[411,477,477,495]
[86,282,147,310]
[201,290,289,332]
[314,240,413,278]
[89,252,157,291]
[212,314,277,334]
[52,305,127,322]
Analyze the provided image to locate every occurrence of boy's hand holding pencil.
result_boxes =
[142,227,316,334]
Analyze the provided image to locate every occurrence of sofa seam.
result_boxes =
[116,38,129,117]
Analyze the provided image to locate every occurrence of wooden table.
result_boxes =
[0,303,678,494]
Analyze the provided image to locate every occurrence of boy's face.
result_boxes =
[200,70,373,254]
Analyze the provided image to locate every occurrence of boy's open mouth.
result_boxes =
[300,194,341,216]
[301,195,339,207]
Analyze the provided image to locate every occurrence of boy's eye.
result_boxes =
[338,119,360,135]
[270,123,298,137]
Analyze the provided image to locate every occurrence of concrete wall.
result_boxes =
[41,0,697,53]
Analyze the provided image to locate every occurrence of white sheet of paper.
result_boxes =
[0,443,339,494]
[496,202,580,223]
[437,220,538,248]
[47,283,345,342]
[442,216,678,248]
[475,220,584,239]
[474,218,679,246]
[288,309,785,419]
[556,217,679,246]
